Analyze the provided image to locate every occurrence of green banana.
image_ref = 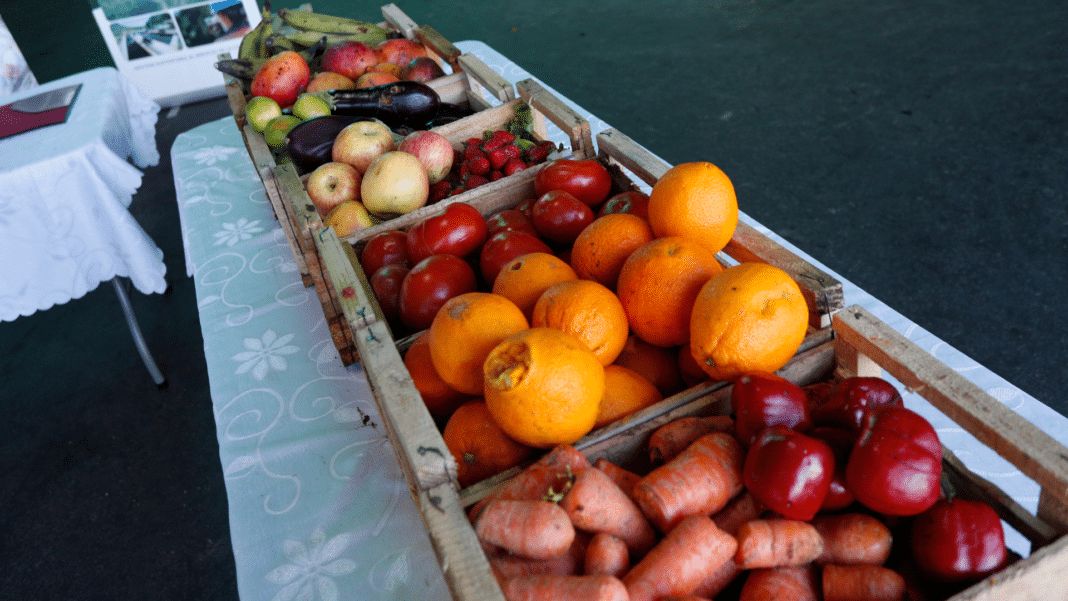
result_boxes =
[238,1,274,60]
[214,58,266,82]
[284,28,391,48]
[265,32,297,55]
[278,8,392,37]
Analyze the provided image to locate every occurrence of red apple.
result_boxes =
[375,38,427,67]
[306,162,361,218]
[402,57,446,83]
[397,130,454,185]
[331,120,396,174]
[321,41,379,81]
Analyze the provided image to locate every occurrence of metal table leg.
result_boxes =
[111,277,167,387]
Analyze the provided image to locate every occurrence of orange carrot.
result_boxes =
[469,444,591,520]
[501,573,630,601]
[559,466,658,556]
[811,513,893,566]
[659,596,714,601]
[712,490,765,536]
[622,514,738,601]
[821,564,907,601]
[594,457,642,501]
[690,558,742,600]
[489,532,589,582]
[647,415,735,465]
[584,533,630,578]
[739,565,819,601]
[633,432,745,533]
[475,499,575,560]
[735,518,824,569]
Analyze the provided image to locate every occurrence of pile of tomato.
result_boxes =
[358,156,636,335]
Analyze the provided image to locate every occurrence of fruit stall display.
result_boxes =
[214,6,1068,600]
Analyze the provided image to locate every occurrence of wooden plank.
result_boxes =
[379,3,418,39]
[456,53,516,106]
[516,79,594,160]
[947,533,1068,600]
[414,25,461,67]
[832,306,1068,509]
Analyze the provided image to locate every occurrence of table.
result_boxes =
[172,42,1068,601]
[0,67,167,383]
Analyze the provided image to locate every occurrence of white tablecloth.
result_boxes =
[172,41,1068,601]
[0,67,165,321]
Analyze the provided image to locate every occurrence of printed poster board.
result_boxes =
[90,0,261,107]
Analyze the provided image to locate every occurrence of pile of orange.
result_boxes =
[403,160,811,490]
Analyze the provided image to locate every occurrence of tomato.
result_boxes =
[598,190,650,220]
[531,190,596,246]
[406,202,488,264]
[730,371,812,446]
[808,426,857,512]
[486,208,538,237]
[398,254,477,331]
[845,404,941,516]
[479,230,553,284]
[370,263,409,332]
[743,425,835,521]
[514,197,537,218]
[910,498,1007,583]
[361,230,411,276]
[810,376,903,432]
[534,158,613,207]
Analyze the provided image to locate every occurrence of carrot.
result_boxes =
[735,518,824,569]
[738,565,819,601]
[659,596,714,601]
[821,564,907,601]
[489,532,590,582]
[501,573,629,601]
[584,533,630,578]
[633,432,745,533]
[648,415,735,465]
[811,513,893,566]
[712,490,765,536]
[470,444,591,520]
[690,557,742,600]
[622,514,738,601]
[594,457,642,501]
[475,499,576,560]
[558,466,658,556]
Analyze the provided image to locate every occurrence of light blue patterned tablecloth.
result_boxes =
[172,41,1067,601]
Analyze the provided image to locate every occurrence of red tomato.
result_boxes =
[808,426,857,512]
[398,254,477,331]
[845,404,941,516]
[730,371,812,446]
[370,263,409,331]
[598,190,650,220]
[743,425,835,521]
[361,230,411,275]
[810,376,903,432]
[911,498,1007,583]
[479,230,553,284]
[534,158,613,207]
[530,190,595,246]
[486,208,538,237]
[406,202,488,264]
[514,197,537,218]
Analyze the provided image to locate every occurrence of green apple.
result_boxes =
[245,96,282,133]
[292,93,331,120]
[263,115,302,149]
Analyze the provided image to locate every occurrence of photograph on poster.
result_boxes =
[108,13,183,60]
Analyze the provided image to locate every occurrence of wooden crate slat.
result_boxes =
[832,306,1068,509]
[456,53,516,106]
[516,79,594,160]
[379,3,417,39]
[947,533,1068,600]
[414,25,461,67]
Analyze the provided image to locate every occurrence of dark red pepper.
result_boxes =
[910,497,1007,583]
[743,425,834,521]
[730,371,812,446]
[810,376,903,432]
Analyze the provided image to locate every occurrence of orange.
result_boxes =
[613,335,686,398]
[616,236,724,348]
[690,262,809,382]
[403,332,471,418]
[531,280,629,366]
[428,292,529,395]
[594,365,664,429]
[569,213,655,289]
[492,252,578,321]
[442,399,534,488]
[647,161,739,254]
[483,327,606,448]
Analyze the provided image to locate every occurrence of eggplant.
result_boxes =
[328,82,440,129]
[284,115,360,174]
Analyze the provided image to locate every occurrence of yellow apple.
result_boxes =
[324,201,376,238]
[331,120,395,174]
[361,151,429,218]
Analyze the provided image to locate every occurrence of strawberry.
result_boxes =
[458,161,471,180]
[501,144,522,162]
[463,145,486,161]
[465,137,483,148]
[482,130,516,151]
[502,158,527,176]
[465,174,490,190]
[467,154,491,175]
[487,146,510,170]
[489,170,504,182]
[428,180,453,203]
[525,140,556,164]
